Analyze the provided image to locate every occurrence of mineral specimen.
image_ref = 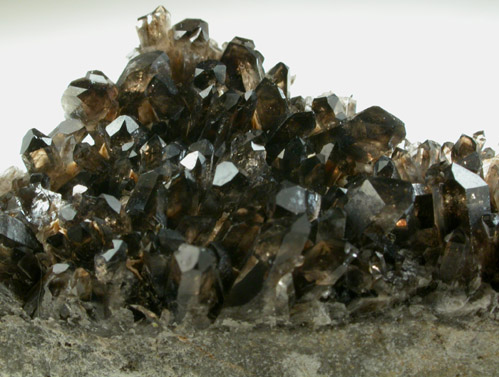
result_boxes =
[0,6,497,328]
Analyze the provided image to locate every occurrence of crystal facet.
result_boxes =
[0,6,497,327]
[61,71,119,128]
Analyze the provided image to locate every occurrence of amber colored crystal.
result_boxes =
[0,6,497,326]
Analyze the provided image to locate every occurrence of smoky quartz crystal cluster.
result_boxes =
[0,6,497,327]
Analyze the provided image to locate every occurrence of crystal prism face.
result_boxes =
[276,184,321,220]
[180,151,205,170]
[193,60,226,89]
[20,129,52,157]
[221,37,264,92]
[449,134,483,173]
[136,6,171,50]
[346,106,406,150]
[414,140,441,178]
[483,156,499,211]
[173,243,221,325]
[344,177,414,239]
[213,161,239,186]
[173,19,209,43]
[433,163,491,237]
[266,111,315,163]
[0,213,39,249]
[20,129,59,179]
[61,71,119,127]
[439,229,473,283]
[312,94,347,129]
[373,156,401,179]
[140,135,168,170]
[125,170,158,216]
[267,62,290,98]
[117,51,173,94]
[49,119,85,143]
[95,239,127,282]
[106,115,140,139]
[253,78,288,132]
[1,6,498,327]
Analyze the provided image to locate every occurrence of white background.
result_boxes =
[1,0,498,173]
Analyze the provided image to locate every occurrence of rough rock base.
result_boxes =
[1,285,498,377]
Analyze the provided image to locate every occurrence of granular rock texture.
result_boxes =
[0,284,498,377]
[0,5,498,334]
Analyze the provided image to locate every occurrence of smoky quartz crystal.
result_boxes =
[0,6,497,328]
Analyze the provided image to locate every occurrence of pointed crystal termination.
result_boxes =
[125,170,158,217]
[267,62,291,99]
[117,50,178,125]
[174,243,221,326]
[20,129,55,173]
[193,60,226,90]
[344,176,414,239]
[252,78,288,132]
[19,128,80,191]
[0,213,40,249]
[266,111,315,163]
[61,71,119,129]
[276,184,321,220]
[117,51,174,94]
[99,193,122,214]
[2,5,498,326]
[180,151,205,170]
[213,161,239,186]
[346,106,406,150]
[140,135,168,171]
[167,17,221,85]
[136,6,171,50]
[222,215,311,321]
[105,115,142,152]
[312,94,348,130]
[433,163,491,237]
[173,19,209,43]
[373,156,401,180]
[122,57,174,124]
[221,37,264,92]
[95,239,127,283]
[49,119,86,152]
[229,133,268,180]
[414,140,441,178]
[452,134,482,173]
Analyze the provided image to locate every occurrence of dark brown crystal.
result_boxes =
[61,71,119,128]
[221,37,264,92]
[0,6,497,327]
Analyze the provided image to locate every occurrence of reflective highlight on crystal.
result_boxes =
[0,6,497,328]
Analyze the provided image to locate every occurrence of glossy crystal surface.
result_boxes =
[0,6,497,327]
